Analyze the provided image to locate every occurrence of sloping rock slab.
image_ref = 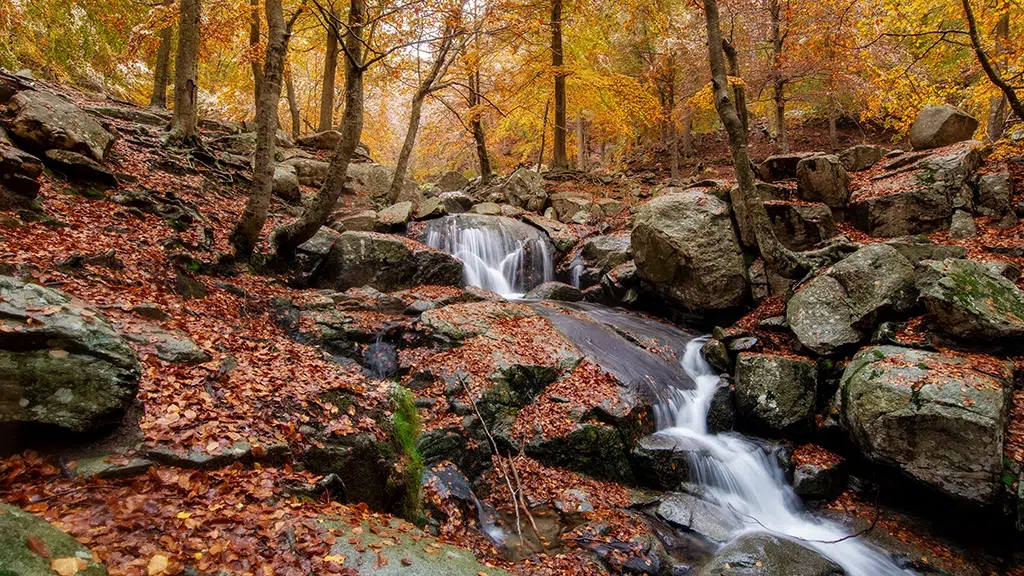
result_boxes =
[309,232,463,292]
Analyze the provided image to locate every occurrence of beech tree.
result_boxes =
[318,1,341,131]
[549,0,568,170]
[166,0,202,145]
[149,0,174,108]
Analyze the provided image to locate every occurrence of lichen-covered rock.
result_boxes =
[787,244,916,355]
[500,167,548,212]
[916,258,1024,340]
[734,353,817,434]
[697,533,845,576]
[331,209,381,232]
[437,170,469,192]
[764,201,837,251]
[796,154,850,208]
[524,281,583,302]
[272,164,300,203]
[377,201,413,226]
[839,144,884,172]
[631,189,748,310]
[0,276,141,433]
[5,90,115,162]
[836,345,1012,504]
[948,209,977,239]
[309,232,463,292]
[0,503,108,576]
[975,171,1016,226]
[909,105,979,150]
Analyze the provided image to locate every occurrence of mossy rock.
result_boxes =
[916,258,1024,340]
[0,503,107,575]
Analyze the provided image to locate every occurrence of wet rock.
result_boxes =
[734,353,817,434]
[500,167,548,212]
[4,90,115,161]
[122,325,210,364]
[796,154,850,208]
[0,503,108,575]
[909,105,979,150]
[835,345,1012,504]
[0,276,141,433]
[377,201,413,227]
[632,433,698,490]
[849,142,981,237]
[437,170,469,192]
[916,258,1024,340]
[697,533,845,576]
[632,188,747,310]
[787,244,916,355]
[655,491,742,543]
[272,165,300,203]
[947,209,977,239]
[764,201,837,251]
[43,149,117,186]
[758,153,813,182]
[524,281,583,302]
[793,453,847,502]
[839,144,884,172]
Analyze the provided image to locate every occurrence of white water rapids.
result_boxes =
[658,337,915,575]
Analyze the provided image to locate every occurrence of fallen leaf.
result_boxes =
[324,554,346,563]
[48,349,69,358]
[147,553,169,575]
[50,557,88,576]
[26,536,51,558]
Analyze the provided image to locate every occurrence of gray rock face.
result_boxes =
[835,345,1012,504]
[272,164,300,203]
[551,193,594,223]
[796,155,850,208]
[631,189,748,310]
[437,170,469,192]
[414,196,447,219]
[438,190,473,213]
[656,492,743,543]
[122,325,209,365]
[295,129,342,150]
[500,167,548,212]
[581,234,632,272]
[524,281,583,302]
[348,162,419,207]
[4,90,115,162]
[948,209,977,239]
[282,156,329,187]
[975,171,1016,226]
[882,235,966,264]
[0,503,108,576]
[310,232,463,292]
[758,153,813,182]
[331,210,380,232]
[377,201,413,226]
[0,141,44,203]
[793,456,847,502]
[697,533,845,576]
[43,149,117,186]
[0,276,141,433]
[734,353,817,433]
[916,258,1024,340]
[764,201,837,251]
[839,144,884,172]
[848,142,981,237]
[787,244,916,355]
[909,105,979,150]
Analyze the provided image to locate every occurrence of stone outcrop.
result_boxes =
[4,90,114,162]
[909,105,979,150]
[796,154,849,208]
[500,167,548,212]
[916,258,1024,340]
[309,232,463,292]
[734,353,817,434]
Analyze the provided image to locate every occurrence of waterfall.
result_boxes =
[424,215,553,298]
[660,338,915,576]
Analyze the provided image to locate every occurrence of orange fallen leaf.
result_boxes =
[26,536,51,558]
[147,553,169,575]
[50,557,88,576]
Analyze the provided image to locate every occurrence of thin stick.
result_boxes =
[509,451,546,552]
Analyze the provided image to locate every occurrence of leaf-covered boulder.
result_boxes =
[916,258,1024,340]
[786,244,916,355]
[909,105,979,150]
[0,276,141,433]
[309,232,463,292]
[834,345,1012,504]
[4,90,114,162]
[631,188,748,310]
[734,352,817,434]
[0,503,107,576]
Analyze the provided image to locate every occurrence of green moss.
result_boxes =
[945,266,1024,321]
[390,386,423,523]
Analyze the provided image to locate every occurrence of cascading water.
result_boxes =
[424,215,554,298]
[659,338,915,576]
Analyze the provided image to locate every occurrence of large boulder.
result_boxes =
[835,345,1012,504]
[796,154,850,208]
[734,353,817,434]
[631,188,748,310]
[348,163,419,207]
[975,170,1016,225]
[524,281,583,302]
[309,232,463,292]
[848,141,981,237]
[697,533,845,576]
[839,144,884,172]
[0,141,44,205]
[376,201,413,227]
[758,153,813,182]
[764,201,838,251]
[551,193,594,223]
[272,164,300,202]
[4,90,114,162]
[437,170,469,192]
[0,276,141,433]
[281,156,329,187]
[916,258,1024,340]
[43,149,117,186]
[500,167,548,212]
[295,129,342,150]
[0,503,108,576]
[787,244,916,355]
[909,105,979,150]
[581,234,632,272]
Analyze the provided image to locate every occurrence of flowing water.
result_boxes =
[659,338,915,575]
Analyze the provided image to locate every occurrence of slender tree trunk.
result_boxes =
[828,102,839,150]
[231,0,293,258]
[537,98,550,170]
[249,0,262,113]
[769,0,787,152]
[681,108,693,158]
[576,113,587,171]
[469,70,492,182]
[667,76,679,179]
[986,4,1010,141]
[318,8,339,132]
[273,0,364,259]
[704,0,803,278]
[285,68,300,139]
[150,0,174,109]
[167,0,201,145]
[774,80,787,152]
[963,0,1024,126]
[721,39,748,139]
[550,0,568,170]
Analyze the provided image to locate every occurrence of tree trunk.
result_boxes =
[681,109,693,158]
[704,0,804,278]
[576,113,587,171]
[828,103,838,150]
[963,0,1024,128]
[285,68,300,139]
[249,0,262,114]
[769,0,787,152]
[667,78,679,179]
[231,0,292,258]
[167,0,201,145]
[149,0,174,109]
[721,39,748,139]
[986,4,1010,141]
[550,0,568,170]
[469,70,492,182]
[318,8,339,132]
[273,0,364,259]
[774,80,788,152]
[537,98,550,170]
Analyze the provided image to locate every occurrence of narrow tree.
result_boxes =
[468,69,492,182]
[273,0,365,258]
[166,0,201,145]
[962,0,1022,139]
[768,0,788,152]
[149,0,174,108]
[985,4,1010,141]
[249,0,263,111]
[550,0,568,170]
[721,37,749,136]
[285,67,301,139]
[537,98,550,170]
[319,4,340,131]
[231,0,302,258]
